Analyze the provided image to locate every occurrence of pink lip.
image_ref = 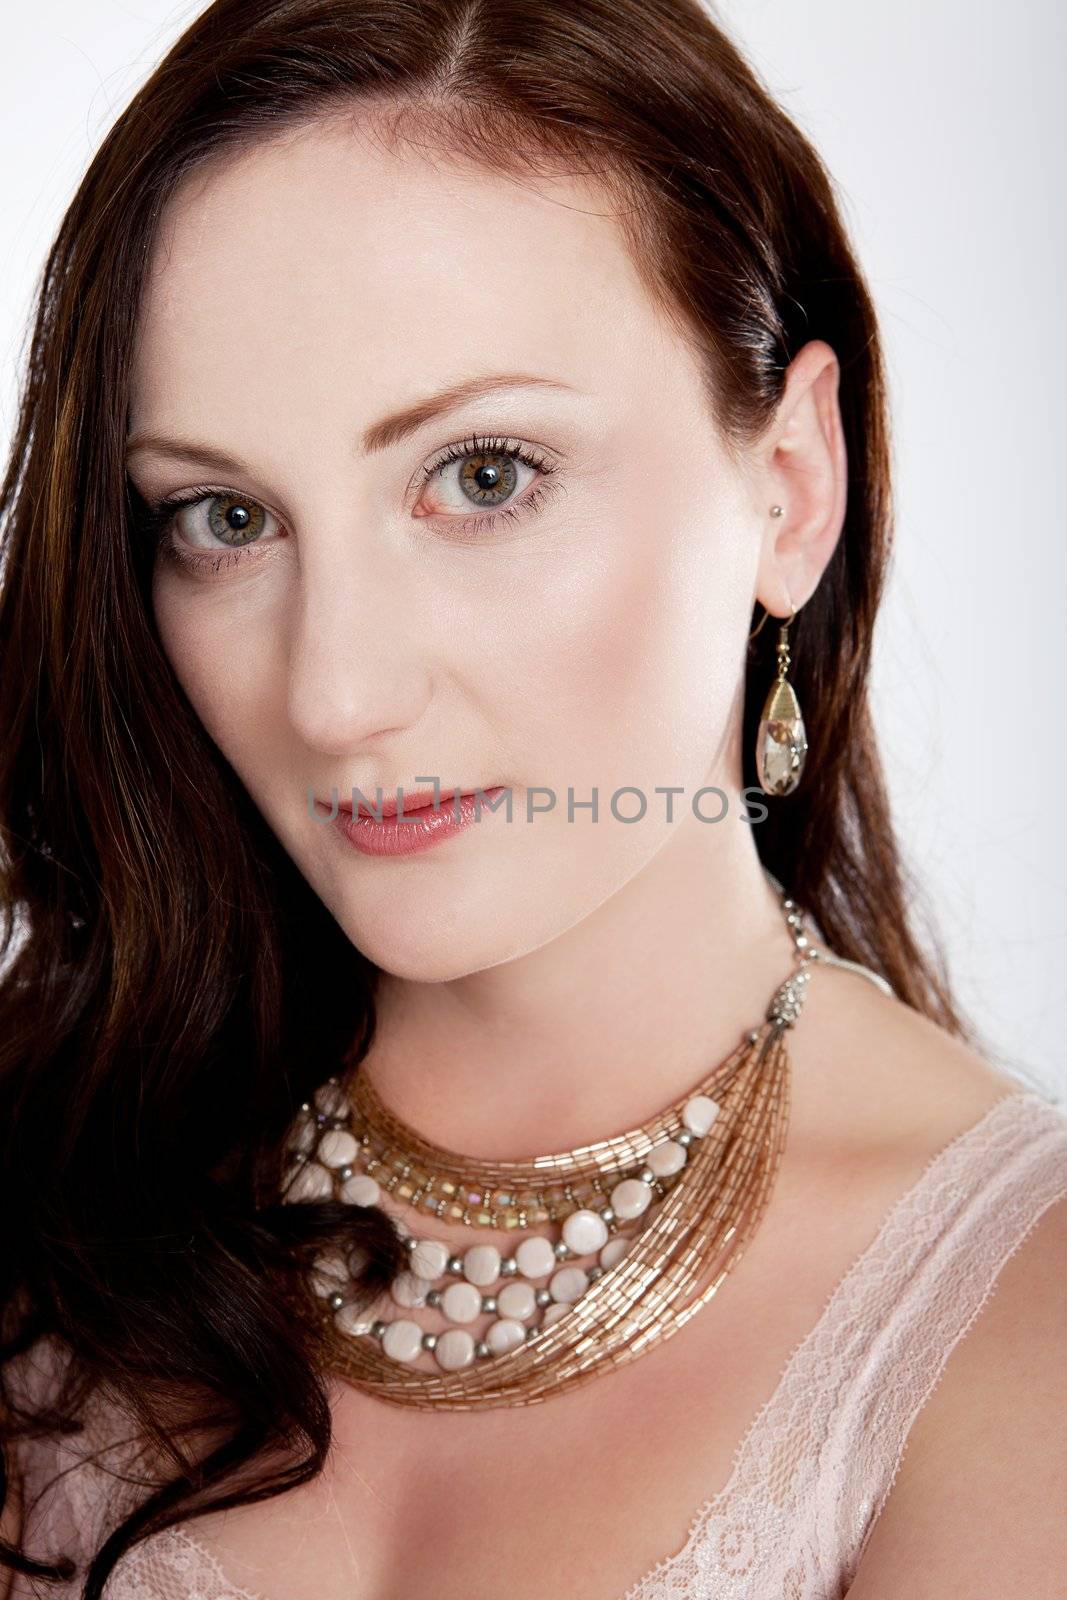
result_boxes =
[336,788,460,819]
[329,787,507,857]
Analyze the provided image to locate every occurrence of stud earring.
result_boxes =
[755,606,808,796]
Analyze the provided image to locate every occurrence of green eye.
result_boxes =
[455,450,520,508]
[205,494,267,545]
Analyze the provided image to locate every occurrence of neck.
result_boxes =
[356,822,796,1159]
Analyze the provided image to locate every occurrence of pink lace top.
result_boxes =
[8,1088,1067,1600]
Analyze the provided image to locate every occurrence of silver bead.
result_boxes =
[587,1265,604,1281]
[447,1256,464,1274]
[421,1331,438,1351]
[481,1295,497,1314]
[338,1165,354,1181]
[327,1291,345,1311]
[748,1029,760,1043]
[371,1320,387,1340]
[535,1287,552,1307]
[525,1323,539,1340]
[475,1341,491,1359]
[599,1206,615,1224]
[404,1235,418,1251]
[500,1256,519,1276]
[677,1130,693,1147]
[638,1167,655,1185]
[553,1240,570,1259]
[425,1289,442,1307]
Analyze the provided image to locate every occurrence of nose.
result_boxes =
[285,533,432,756]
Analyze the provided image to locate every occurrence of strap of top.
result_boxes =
[624,1088,1067,1598]
[826,1089,1067,1585]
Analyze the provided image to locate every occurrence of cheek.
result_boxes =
[484,498,750,794]
[151,571,285,771]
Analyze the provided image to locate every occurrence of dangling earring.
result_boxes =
[751,509,808,796]
[751,505,809,793]
[755,608,807,796]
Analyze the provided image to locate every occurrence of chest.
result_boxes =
[177,1151,891,1600]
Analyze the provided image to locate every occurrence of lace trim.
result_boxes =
[851,1148,1067,1574]
[619,1088,1067,1598]
[107,1524,268,1599]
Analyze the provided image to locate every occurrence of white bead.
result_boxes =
[390,1271,432,1309]
[310,1251,349,1296]
[339,1173,380,1206]
[515,1237,557,1279]
[289,1118,317,1154]
[486,1318,526,1355]
[462,1244,501,1287]
[682,1095,720,1137]
[434,1328,476,1371]
[549,1265,589,1303]
[599,1237,631,1270]
[382,1320,424,1363]
[410,1238,450,1280]
[317,1128,359,1168]
[647,1139,687,1177]
[541,1302,571,1327]
[334,1305,374,1337]
[441,1281,482,1323]
[562,1209,609,1255]
[314,1082,347,1115]
[496,1280,536,1321]
[610,1178,652,1220]
[288,1162,333,1202]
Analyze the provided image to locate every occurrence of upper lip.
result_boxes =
[328,786,484,818]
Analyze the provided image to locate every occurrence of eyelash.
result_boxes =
[135,433,559,575]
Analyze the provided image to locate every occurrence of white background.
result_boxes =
[1,2,1063,1099]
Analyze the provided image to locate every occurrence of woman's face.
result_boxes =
[127,117,794,981]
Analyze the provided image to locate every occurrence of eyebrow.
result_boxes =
[125,372,580,470]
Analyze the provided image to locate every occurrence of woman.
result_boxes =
[1,1,1064,1596]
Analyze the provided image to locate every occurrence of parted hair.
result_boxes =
[0,2,973,1594]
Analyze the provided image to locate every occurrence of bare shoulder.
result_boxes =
[843,1189,1067,1596]
[793,963,1067,1596]
[789,956,1035,1169]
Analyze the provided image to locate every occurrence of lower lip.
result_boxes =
[332,788,507,857]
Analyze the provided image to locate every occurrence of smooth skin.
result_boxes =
[9,112,1061,1600]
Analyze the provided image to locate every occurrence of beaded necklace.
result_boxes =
[281,878,891,1409]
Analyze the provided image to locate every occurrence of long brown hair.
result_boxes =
[0,1,978,1593]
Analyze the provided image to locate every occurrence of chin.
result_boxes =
[325,876,585,983]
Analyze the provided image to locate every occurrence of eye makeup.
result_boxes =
[131,432,564,574]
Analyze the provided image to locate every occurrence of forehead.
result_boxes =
[129,117,675,434]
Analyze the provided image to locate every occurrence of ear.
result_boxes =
[751,339,847,617]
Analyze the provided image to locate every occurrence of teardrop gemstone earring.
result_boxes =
[755,603,808,797]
